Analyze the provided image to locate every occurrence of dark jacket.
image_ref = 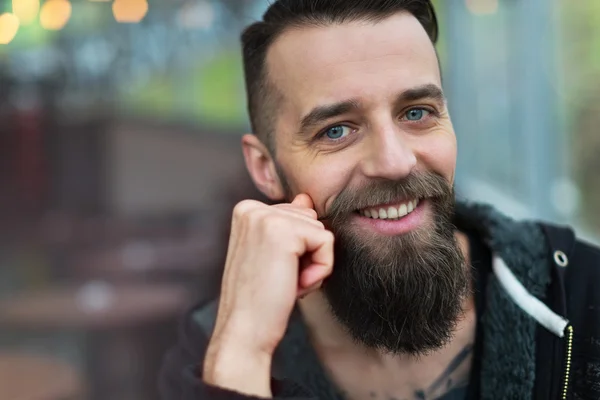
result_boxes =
[159,202,600,400]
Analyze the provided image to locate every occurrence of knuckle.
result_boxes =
[233,200,263,221]
[275,203,317,219]
[233,200,253,217]
[323,230,335,243]
[310,219,324,230]
[300,208,318,220]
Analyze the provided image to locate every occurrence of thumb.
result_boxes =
[291,193,315,210]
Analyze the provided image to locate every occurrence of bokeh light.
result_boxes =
[112,0,149,23]
[466,0,499,15]
[0,13,20,44]
[178,1,215,30]
[39,0,72,31]
[12,0,40,25]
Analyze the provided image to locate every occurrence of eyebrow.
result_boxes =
[397,84,446,105]
[298,99,361,136]
[297,83,446,136]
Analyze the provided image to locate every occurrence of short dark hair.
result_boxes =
[241,0,439,153]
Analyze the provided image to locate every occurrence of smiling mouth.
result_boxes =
[356,198,421,220]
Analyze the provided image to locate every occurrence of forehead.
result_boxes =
[266,12,440,120]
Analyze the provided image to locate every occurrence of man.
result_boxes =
[159,1,600,399]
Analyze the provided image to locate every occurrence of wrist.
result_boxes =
[203,336,273,398]
[213,312,282,357]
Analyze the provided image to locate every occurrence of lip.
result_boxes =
[352,199,428,236]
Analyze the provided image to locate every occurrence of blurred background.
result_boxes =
[0,0,598,399]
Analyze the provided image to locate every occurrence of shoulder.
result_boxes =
[571,238,600,272]
[174,297,220,358]
[565,238,600,319]
[536,222,599,326]
[158,298,220,399]
[531,223,600,398]
[566,238,600,301]
[537,222,600,292]
[565,239,600,400]
[188,298,220,338]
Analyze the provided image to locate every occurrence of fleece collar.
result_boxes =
[453,201,552,400]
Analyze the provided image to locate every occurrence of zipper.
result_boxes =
[561,325,574,399]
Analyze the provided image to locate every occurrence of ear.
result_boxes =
[241,134,286,201]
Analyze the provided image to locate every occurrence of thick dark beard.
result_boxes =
[324,174,468,356]
[274,163,469,356]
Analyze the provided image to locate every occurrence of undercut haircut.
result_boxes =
[241,0,439,154]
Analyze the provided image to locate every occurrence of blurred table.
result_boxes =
[0,283,192,400]
[0,283,189,330]
[71,240,218,286]
[0,353,85,400]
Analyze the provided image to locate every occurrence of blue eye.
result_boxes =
[324,125,352,140]
[404,108,431,121]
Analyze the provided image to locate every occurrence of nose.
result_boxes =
[360,124,417,180]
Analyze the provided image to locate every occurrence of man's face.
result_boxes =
[245,12,468,355]
[268,13,457,220]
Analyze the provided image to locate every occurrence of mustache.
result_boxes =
[318,172,453,222]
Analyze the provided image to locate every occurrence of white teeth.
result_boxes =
[387,207,398,219]
[413,199,420,210]
[360,199,420,220]
[398,203,408,217]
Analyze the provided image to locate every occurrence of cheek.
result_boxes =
[415,133,457,182]
[283,156,355,214]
